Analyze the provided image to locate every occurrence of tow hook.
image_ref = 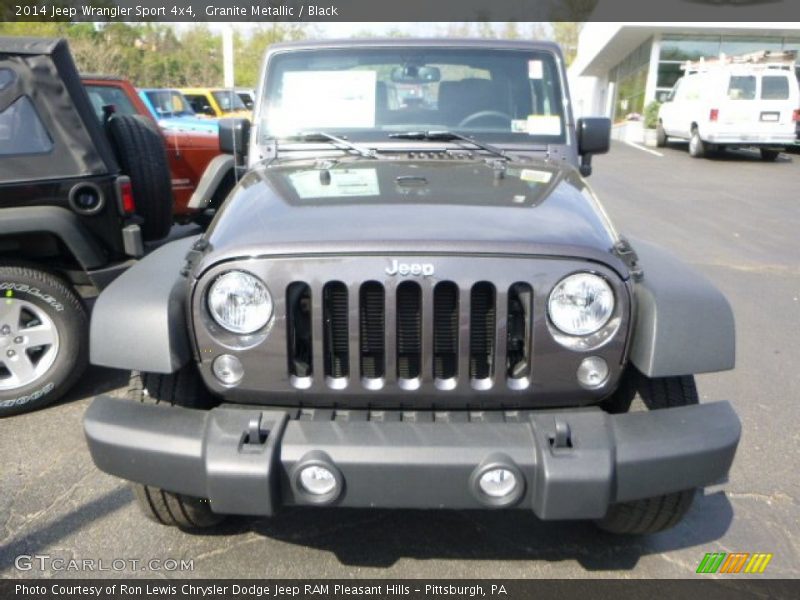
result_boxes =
[245,413,269,446]
[550,419,573,449]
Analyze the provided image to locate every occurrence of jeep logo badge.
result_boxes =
[385,259,434,277]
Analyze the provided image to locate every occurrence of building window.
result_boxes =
[783,38,800,52]
[614,67,648,120]
[660,35,721,62]
[656,62,683,89]
[610,38,652,121]
[720,36,782,57]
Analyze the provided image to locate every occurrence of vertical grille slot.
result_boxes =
[322,282,349,382]
[469,282,496,384]
[433,281,459,382]
[286,282,313,382]
[359,282,385,381]
[506,283,532,386]
[396,281,422,384]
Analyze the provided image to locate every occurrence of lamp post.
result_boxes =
[223,24,234,88]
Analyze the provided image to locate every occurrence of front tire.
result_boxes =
[656,123,667,147]
[127,367,225,529]
[688,128,706,158]
[597,369,699,534]
[0,265,87,417]
[760,148,780,162]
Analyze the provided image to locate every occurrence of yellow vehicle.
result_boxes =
[180,88,252,119]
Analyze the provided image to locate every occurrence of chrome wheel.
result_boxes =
[0,298,60,391]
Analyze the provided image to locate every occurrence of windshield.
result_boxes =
[260,47,567,145]
[145,90,195,117]
[84,84,138,121]
[237,91,255,110]
[212,90,248,112]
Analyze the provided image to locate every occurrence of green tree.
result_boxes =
[234,23,311,87]
[551,22,583,65]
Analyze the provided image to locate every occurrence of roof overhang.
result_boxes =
[573,23,800,78]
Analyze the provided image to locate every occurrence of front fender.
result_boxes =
[90,236,197,373]
[628,238,735,378]
[0,206,106,269]
[187,154,235,210]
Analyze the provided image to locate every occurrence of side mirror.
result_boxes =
[219,118,250,165]
[576,117,611,177]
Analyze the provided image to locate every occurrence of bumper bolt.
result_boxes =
[14,336,23,344]
[6,349,15,358]
[0,325,10,335]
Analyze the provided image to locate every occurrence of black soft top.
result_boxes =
[0,36,63,54]
[0,36,119,183]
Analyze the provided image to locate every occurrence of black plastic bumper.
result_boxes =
[84,396,740,520]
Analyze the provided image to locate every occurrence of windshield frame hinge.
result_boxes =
[613,237,643,281]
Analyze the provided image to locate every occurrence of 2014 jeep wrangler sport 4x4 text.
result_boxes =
[84,39,741,534]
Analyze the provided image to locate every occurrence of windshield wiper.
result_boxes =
[388,130,509,160]
[292,132,379,159]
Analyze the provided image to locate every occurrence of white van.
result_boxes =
[657,51,799,160]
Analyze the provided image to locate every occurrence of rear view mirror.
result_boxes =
[391,65,441,84]
[219,118,250,164]
[576,117,611,177]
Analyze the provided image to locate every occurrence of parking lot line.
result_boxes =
[624,140,664,157]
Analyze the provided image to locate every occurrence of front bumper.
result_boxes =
[84,396,740,520]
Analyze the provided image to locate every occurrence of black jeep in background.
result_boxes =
[0,37,174,415]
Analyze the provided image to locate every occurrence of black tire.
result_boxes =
[596,490,696,536]
[597,369,698,534]
[107,115,174,241]
[760,148,780,162]
[0,265,87,417]
[688,128,706,158]
[655,123,667,147]
[127,367,225,529]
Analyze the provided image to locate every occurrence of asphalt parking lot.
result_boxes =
[0,140,798,579]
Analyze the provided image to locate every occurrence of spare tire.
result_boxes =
[107,115,174,241]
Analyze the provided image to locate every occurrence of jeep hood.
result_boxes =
[201,157,624,273]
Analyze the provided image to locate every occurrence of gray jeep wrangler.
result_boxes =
[84,39,740,534]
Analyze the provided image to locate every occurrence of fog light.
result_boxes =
[577,356,609,389]
[212,354,244,385]
[478,468,518,498]
[298,466,338,496]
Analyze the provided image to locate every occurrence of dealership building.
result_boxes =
[568,23,800,120]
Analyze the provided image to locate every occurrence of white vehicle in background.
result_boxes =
[657,50,800,160]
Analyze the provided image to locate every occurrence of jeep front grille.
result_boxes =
[322,282,349,382]
[195,255,630,407]
[359,282,385,380]
[285,279,534,392]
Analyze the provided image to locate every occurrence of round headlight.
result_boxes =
[548,273,614,336]
[207,271,273,334]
